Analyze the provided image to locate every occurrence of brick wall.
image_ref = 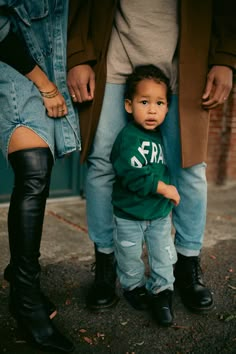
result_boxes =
[207,74,236,184]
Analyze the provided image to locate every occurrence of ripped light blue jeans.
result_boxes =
[113,215,177,293]
[85,84,207,256]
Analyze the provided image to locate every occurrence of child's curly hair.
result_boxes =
[124,64,172,103]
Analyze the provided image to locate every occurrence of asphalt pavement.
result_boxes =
[0,183,235,354]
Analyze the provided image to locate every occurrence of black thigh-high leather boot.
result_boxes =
[7,148,56,319]
[4,263,56,319]
[8,147,74,353]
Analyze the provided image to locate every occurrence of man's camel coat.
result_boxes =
[67,0,236,167]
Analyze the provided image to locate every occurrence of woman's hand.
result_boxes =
[40,85,68,118]
[26,65,68,118]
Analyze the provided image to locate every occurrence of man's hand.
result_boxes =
[202,65,233,110]
[67,64,95,103]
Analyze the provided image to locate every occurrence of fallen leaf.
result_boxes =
[65,299,71,305]
[83,336,93,344]
[172,325,189,330]
[209,255,216,260]
[79,329,87,333]
[97,332,105,338]
[135,341,144,346]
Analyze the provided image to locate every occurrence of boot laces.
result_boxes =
[191,257,204,286]
[92,253,116,285]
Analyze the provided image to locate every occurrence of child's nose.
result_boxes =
[149,104,156,113]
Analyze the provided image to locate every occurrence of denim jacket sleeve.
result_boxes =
[0,10,10,41]
[0,5,36,74]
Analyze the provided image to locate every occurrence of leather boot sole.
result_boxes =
[87,295,119,312]
[180,295,214,314]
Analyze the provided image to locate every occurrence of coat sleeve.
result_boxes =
[209,0,236,69]
[67,0,96,71]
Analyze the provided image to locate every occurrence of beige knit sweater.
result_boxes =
[107,0,179,93]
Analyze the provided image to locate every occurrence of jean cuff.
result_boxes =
[175,246,200,257]
[96,246,114,254]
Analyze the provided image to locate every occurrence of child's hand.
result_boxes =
[157,181,180,206]
[163,185,180,206]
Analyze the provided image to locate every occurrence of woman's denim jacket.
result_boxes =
[0,0,81,157]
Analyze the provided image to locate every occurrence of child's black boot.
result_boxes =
[150,289,173,326]
[123,286,149,310]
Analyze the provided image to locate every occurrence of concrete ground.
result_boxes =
[0,183,235,354]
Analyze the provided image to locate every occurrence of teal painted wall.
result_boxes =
[0,151,85,203]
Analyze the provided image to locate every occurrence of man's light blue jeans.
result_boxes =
[85,83,207,256]
[113,215,177,293]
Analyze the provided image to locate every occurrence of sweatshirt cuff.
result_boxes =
[151,176,159,195]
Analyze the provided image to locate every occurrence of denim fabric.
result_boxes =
[86,83,207,256]
[0,13,10,41]
[0,0,80,159]
[0,62,55,158]
[86,84,128,252]
[160,96,207,256]
[113,215,177,293]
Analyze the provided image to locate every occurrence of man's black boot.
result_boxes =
[174,253,214,313]
[86,246,119,311]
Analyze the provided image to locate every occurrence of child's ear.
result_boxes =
[125,99,132,114]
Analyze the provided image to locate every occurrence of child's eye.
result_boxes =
[157,101,164,106]
[141,100,148,105]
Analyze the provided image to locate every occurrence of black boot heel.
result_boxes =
[13,296,74,353]
[4,263,57,319]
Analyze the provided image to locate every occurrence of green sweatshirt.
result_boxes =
[111,121,173,220]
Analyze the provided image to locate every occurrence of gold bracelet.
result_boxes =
[39,87,57,94]
[39,85,58,97]
[40,88,59,98]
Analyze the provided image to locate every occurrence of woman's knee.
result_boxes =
[8,126,48,155]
